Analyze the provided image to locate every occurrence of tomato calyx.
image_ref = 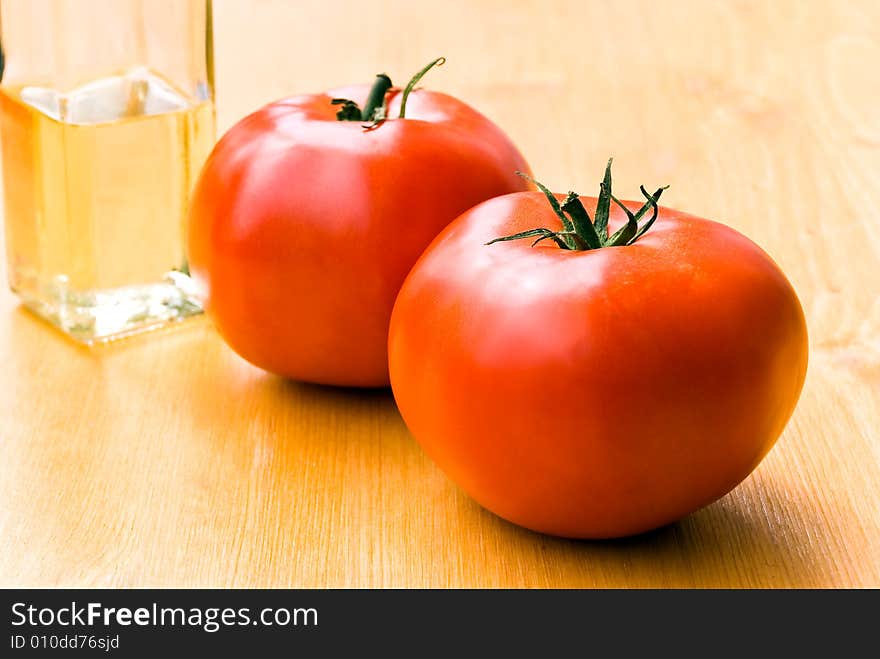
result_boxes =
[487,159,669,250]
[331,74,393,124]
[330,57,446,129]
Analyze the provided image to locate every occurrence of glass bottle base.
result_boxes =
[13,270,204,345]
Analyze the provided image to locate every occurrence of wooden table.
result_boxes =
[2,0,878,588]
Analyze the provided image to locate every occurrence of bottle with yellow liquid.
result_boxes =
[0,0,215,343]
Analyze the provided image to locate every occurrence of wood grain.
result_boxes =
[1,0,878,587]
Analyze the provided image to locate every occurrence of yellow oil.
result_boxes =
[0,67,215,342]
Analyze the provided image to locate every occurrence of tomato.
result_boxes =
[388,162,808,538]
[188,60,530,386]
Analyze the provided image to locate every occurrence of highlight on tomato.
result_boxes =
[388,160,809,538]
[188,58,531,386]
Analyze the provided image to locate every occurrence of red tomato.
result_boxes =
[188,64,530,386]
[388,166,808,538]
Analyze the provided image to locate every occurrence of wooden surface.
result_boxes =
[2,0,879,588]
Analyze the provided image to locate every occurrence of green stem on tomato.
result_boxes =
[330,57,446,126]
[331,73,393,123]
[398,57,445,119]
[360,74,393,121]
[486,160,669,250]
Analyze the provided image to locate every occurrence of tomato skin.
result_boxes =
[188,85,530,386]
[388,192,809,538]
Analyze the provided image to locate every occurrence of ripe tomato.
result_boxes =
[188,60,530,386]
[388,162,808,538]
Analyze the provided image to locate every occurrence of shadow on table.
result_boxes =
[187,370,410,456]
[253,375,401,426]
[459,481,832,588]
[270,377,394,405]
[139,341,835,588]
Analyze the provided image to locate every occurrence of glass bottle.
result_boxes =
[0,0,215,343]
